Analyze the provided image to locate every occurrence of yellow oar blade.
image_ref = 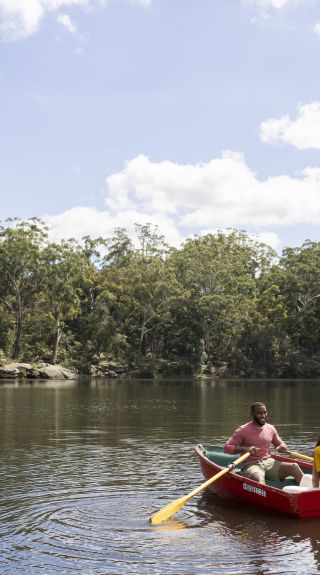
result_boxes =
[149,495,189,525]
[149,451,250,525]
[287,450,313,462]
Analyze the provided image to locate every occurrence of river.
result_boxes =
[0,377,320,574]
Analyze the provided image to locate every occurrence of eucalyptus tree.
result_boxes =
[94,223,179,374]
[103,227,135,268]
[169,230,275,374]
[128,224,174,363]
[125,253,179,366]
[135,223,170,258]
[38,239,94,365]
[241,275,288,376]
[0,218,48,360]
[278,241,320,375]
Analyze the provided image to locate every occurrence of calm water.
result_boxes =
[1,378,320,575]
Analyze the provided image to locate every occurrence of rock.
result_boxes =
[28,369,41,378]
[0,365,20,378]
[0,362,33,379]
[107,364,126,374]
[89,361,127,377]
[57,366,77,379]
[38,365,77,380]
[0,362,77,380]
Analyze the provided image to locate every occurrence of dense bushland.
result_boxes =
[1,218,320,378]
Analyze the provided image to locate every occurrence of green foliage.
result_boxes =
[168,230,271,375]
[0,218,48,360]
[0,348,7,365]
[1,218,320,378]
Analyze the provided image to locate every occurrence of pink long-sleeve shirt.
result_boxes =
[224,421,283,465]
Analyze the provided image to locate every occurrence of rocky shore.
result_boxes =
[0,362,77,380]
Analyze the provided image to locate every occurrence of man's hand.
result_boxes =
[276,444,288,453]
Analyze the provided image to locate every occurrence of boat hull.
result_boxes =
[195,445,320,519]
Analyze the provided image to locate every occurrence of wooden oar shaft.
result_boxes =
[287,450,313,462]
[149,451,250,525]
[186,451,251,499]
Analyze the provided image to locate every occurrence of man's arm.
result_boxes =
[271,427,288,453]
[224,426,256,455]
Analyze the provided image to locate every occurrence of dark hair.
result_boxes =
[315,437,320,448]
[250,402,266,413]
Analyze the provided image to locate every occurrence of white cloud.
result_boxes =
[105,154,320,228]
[260,101,320,149]
[251,231,282,250]
[243,0,292,9]
[57,13,77,33]
[0,0,150,40]
[243,0,309,10]
[130,0,152,6]
[314,22,320,34]
[0,0,92,39]
[0,0,44,39]
[242,0,314,21]
[45,205,183,247]
[44,153,320,250]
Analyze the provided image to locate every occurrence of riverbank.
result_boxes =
[0,362,77,380]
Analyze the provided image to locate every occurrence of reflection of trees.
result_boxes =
[196,491,320,574]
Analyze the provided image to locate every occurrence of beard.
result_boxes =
[253,415,266,427]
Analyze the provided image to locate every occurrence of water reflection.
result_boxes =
[1,378,320,574]
[153,518,192,531]
[197,490,320,574]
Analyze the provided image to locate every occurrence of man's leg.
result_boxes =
[278,462,303,484]
[242,463,265,484]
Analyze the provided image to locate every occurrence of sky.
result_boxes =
[1,0,320,252]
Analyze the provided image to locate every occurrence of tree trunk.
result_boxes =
[51,317,61,365]
[137,310,146,360]
[12,287,22,361]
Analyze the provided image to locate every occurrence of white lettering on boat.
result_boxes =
[243,483,266,497]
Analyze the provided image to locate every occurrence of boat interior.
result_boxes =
[198,444,312,491]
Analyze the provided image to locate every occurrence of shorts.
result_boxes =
[241,458,282,481]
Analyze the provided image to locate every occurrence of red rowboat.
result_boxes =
[195,444,320,519]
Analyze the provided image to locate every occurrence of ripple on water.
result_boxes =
[2,378,320,575]
[1,484,319,575]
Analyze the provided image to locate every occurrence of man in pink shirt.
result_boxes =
[224,402,303,484]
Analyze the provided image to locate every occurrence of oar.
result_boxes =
[287,450,313,462]
[149,451,251,525]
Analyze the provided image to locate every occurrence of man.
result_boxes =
[224,402,303,485]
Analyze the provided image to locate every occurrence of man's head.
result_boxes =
[251,402,267,426]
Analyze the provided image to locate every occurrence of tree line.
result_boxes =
[1,218,320,378]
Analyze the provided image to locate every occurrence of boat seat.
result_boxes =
[267,476,297,489]
[282,485,311,493]
[282,474,318,492]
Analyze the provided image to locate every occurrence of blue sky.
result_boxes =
[1,0,320,251]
